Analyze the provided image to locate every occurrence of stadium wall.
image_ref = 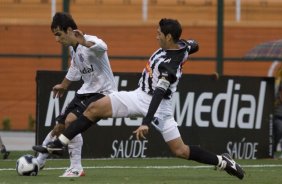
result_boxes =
[0,25,281,130]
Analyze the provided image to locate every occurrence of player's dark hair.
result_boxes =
[51,12,78,33]
[159,18,182,43]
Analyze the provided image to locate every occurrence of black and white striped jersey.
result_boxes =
[138,39,198,99]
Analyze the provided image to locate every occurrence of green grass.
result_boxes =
[1,151,282,184]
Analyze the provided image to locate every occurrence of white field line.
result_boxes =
[1,164,282,171]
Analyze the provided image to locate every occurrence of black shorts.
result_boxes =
[55,93,105,124]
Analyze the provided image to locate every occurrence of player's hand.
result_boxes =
[212,72,219,80]
[73,29,94,48]
[133,125,149,140]
[52,84,66,98]
[73,29,85,44]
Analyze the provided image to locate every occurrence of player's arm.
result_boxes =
[133,77,170,140]
[142,60,177,126]
[142,78,170,126]
[186,39,199,55]
[52,78,72,98]
[53,58,80,98]
[60,77,72,89]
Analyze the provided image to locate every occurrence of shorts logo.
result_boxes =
[80,101,86,107]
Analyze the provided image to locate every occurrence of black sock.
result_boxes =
[1,145,6,153]
[63,115,95,140]
[188,145,219,165]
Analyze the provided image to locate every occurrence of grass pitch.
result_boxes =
[0,151,282,184]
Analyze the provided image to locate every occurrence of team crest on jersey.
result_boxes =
[80,64,94,74]
[145,61,153,78]
[78,53,84,62]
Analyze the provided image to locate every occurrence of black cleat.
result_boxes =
[2,151,10,160]
[33,140,65,156]
[218,153,245,180]
[32,145,49,153]
[46,140,65,156]
[1,146,10,160]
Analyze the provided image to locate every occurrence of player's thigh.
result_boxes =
[154,117,180,141]
[84,96,113,121]
[70,93,105,123]
[109,90,146,118]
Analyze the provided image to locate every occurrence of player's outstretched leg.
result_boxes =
[35,115,94,155]
[185,145,244,180]
[216,153,245,180]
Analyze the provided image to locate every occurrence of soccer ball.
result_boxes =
[16,154,39,176]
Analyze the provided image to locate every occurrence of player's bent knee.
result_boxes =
[84,103,100,120]
[51,124,65,137]
[65,119,73,128]
[172,146,189,159]
[85,102,97,112]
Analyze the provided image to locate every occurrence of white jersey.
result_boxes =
[66,35,117,94]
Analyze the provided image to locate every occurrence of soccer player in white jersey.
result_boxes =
[32,12,117,177]
[36,18,245,180]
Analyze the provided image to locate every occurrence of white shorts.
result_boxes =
[109,88,180,142]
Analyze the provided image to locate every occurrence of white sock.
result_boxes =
[37,131,55,166]
[217,155,223,166]
[216,155,226,170]
[68,134,83,170]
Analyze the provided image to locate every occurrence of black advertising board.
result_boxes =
[36,71,274,159]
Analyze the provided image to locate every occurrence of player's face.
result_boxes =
[52,27,73,46]
[156,27,168,49]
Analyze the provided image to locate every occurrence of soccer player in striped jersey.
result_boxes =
[32,12,117,177]
[36,18,244,180]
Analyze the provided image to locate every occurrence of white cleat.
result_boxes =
[59,167,86,177]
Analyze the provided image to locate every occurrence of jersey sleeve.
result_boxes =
[186,39,199,55]
[158,57,181,84]
[85,35,108,57]
[158,64,175,83]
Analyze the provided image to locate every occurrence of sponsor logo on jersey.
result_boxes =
[163,58,171,63]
